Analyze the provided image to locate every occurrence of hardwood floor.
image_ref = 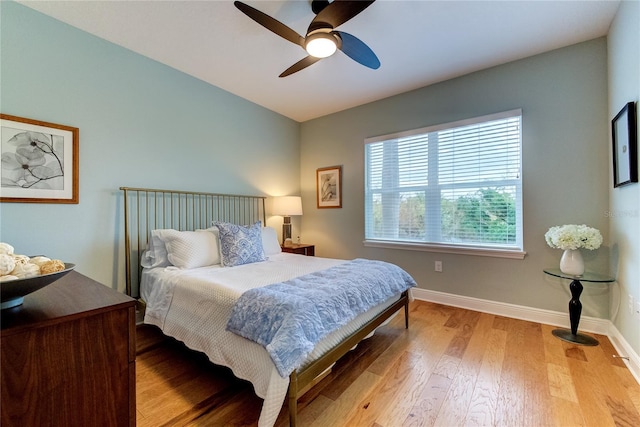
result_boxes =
[136,300,640,426]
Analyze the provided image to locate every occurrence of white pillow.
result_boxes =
[159,229,221,269]
[261,226,282,256]
[196,227,223,262]
[140,229,171,268]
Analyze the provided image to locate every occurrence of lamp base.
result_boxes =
[282,217,292,246]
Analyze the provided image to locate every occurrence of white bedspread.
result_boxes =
[142,253,400,427]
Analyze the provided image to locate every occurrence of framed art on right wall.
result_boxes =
[316,165,342,208]
[612,101,637,188]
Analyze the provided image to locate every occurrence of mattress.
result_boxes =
[141,252,400,427]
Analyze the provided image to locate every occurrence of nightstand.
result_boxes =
[281,243,315,256]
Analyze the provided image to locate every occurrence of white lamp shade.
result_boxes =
[272,196,303,216]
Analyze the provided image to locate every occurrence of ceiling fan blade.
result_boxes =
[234,1,304,47]
[336,31,380,69]
[309,0,375,32]
[279,56,323,78]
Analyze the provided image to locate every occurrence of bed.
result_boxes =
[121,187,413,427]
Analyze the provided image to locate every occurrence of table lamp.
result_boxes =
[272,196,303,246]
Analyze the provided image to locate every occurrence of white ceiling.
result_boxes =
[18,0,620,122]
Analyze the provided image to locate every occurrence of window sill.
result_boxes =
[363,240,527,259]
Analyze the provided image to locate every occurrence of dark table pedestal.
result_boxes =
[544,268,614,347]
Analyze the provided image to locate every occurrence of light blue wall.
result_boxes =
[300,38,611,319]
[0,2,301,290]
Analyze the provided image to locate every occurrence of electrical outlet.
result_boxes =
[635,301,640,316]
[435,261,443,272]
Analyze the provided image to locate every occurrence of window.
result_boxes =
[364,109,524,258]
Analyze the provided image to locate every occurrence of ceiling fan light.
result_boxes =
[306,34,337,58]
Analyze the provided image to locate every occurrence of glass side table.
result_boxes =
[543,268,615,346]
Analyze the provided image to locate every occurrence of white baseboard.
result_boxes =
[607,323,640,384]
[411,288,640,384]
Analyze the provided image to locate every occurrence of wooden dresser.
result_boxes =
[1,271,136,427]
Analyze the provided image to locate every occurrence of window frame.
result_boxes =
[364,109,526,259]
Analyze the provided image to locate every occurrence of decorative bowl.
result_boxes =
[1,263,75,309]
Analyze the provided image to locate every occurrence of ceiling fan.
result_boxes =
[234,0,380,77]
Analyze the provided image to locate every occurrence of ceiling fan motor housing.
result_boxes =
[311,0,331,15]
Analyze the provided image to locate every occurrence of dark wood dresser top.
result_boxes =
[1,270,135,335]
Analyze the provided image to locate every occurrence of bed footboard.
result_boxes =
[287,290,410,426]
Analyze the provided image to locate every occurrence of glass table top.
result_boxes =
[543,268,615,283]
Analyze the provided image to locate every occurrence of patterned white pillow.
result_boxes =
[214,221,267,267]
[160,229,221,269]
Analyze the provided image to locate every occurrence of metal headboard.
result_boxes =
[120,187,266,298]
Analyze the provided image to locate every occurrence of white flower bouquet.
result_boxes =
[544,224,603,251]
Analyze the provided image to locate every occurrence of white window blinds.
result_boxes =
[364,109,523,253]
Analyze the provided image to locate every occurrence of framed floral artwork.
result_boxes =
[612,102,637,188]
[1,114,79,203]
[316,165,342,208]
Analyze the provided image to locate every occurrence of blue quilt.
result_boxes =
[226,259,416,377]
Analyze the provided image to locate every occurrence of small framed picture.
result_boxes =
[611,102,637,188]
[1,114,79,203]
[316,165,342,208]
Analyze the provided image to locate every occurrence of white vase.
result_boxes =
[560,249,584,276]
